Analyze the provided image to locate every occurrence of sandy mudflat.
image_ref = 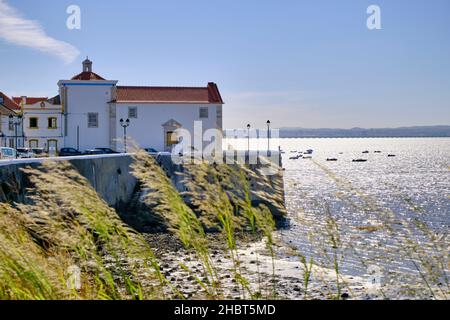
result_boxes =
[143,233,404,300]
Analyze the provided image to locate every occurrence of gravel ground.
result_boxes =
[142,233,399,300]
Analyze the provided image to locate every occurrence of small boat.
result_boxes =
[305,149,313,154]
[352,159,367,162]
[327,158,338,161]
[374,151,382,153]
[362,151,369,154]
[387,154,396,157]
[289,154,302,160]
[303,156,312,159]
[290,150,297,153]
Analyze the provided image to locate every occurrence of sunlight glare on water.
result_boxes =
[228,137,449,292]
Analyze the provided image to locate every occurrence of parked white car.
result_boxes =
[0,147,17,160]
[16,148,36,159]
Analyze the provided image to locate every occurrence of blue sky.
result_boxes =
[0,0,449,129]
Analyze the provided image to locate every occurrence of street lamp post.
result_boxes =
[9,114,23,148]
[246,124,251,159]
[119,118,130,153]
[266,120,271,154]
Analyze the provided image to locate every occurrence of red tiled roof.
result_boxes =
[12,96,48,105]
[71,71,106,81]
[0,92,21,111]
[114,82,224,104]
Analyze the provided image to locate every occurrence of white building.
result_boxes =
[58,58,224,152]
[12,96,64,151]
[0,92,23,148]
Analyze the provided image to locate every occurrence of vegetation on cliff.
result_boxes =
[0,152,283,299]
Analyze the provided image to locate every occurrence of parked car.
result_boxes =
[144,147,159,157]
[0,147,17,160]
[16,148,36,159]
[93,147,119,154]
[84,148,119,155]
[155,151,174,163]
[59,147,82,157]
[84,149,104,155]
[31,148,45,156]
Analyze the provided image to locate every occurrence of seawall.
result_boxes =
[0,154,286,227]
[0,155,136,208]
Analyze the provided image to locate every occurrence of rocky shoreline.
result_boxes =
[143,233,378,300]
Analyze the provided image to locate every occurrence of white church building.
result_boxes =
[58,58,224,152]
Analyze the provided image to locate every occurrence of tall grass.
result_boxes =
[130,149,281,299]
[0,203,68,299]
[1,161,165,300]
[131,151,222,298]
[0,150,285,300]
[179,160,281,299]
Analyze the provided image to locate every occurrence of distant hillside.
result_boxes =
[279,126,450,138]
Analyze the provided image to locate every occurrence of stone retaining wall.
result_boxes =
[0,154,286,227]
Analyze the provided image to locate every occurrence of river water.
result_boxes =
[278,138,449,294]
[227,137,449,297]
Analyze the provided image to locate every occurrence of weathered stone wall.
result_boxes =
[0,154,286,228]
[0,155,136,209]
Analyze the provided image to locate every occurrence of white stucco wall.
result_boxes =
[114,103,223,152]
[59,81,117,150]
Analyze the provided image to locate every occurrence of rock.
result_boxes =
[187,275,195,281]
[341,293,350,299]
